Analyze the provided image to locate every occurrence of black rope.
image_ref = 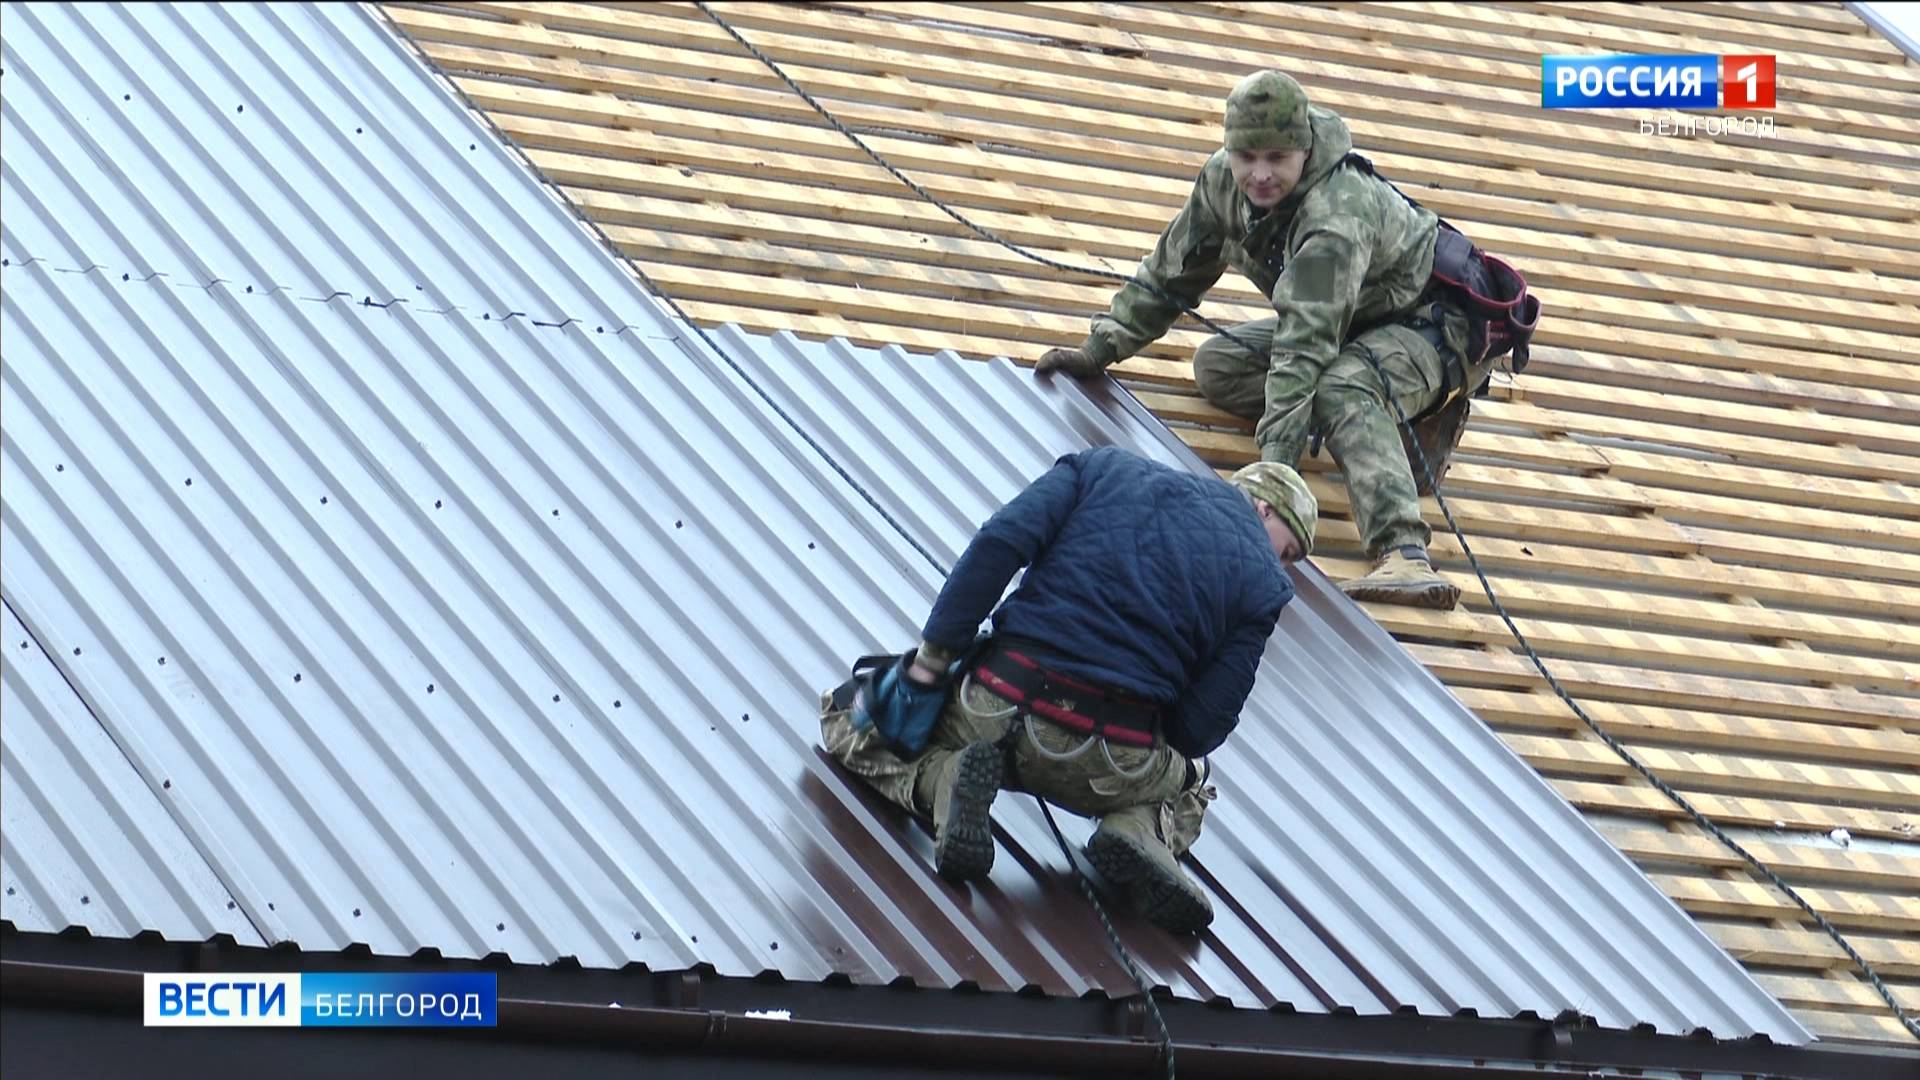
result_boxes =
[1040,801,1177,1079]
[689,0,1271,366]
[396,7,1188,1067]
[690,1,1919,1045]
[1360,348,1920,1044]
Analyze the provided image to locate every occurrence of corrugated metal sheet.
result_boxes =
[0,0,1806,1043]
[0,606,261,945]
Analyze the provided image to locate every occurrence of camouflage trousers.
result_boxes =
[1193,300,1469,556]
[821,675,1216,859]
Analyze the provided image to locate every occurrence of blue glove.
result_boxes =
[851,649,951,758]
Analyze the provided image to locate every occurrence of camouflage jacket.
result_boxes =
[1081,107,1440,377]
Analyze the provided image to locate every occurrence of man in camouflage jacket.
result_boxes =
[1038,70,1490,609]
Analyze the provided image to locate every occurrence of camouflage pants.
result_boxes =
[821,676,1216,858]
[1192,301,1469,556]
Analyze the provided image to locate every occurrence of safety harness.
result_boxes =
[834,639,1163,753]
[1342,152,1543,492]
[1344,151,1541,376]
[971,642,1160,750]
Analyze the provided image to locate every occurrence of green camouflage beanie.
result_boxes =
[1223,70,1313,152]
[1230,461,1318,555]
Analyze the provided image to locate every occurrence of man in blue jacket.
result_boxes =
[822,447,1315,932]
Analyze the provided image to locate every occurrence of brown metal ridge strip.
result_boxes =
[5,953,1913,1080]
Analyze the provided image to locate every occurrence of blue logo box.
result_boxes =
[1541,55,1718,109]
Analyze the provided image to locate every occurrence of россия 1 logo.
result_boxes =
[1541,54,1776,109]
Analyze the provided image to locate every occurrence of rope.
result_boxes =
[1042,800,1177,1080]
[1359,348,1920,1044]
[688,1,1271,362]
[690,1,1919,1045]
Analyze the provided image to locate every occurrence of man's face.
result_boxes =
[1229,148,1310,209]
[1258,501,1305,564]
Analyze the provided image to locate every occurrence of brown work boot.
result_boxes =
[1085,806,1213,933]
[927,742,1004,881]
[1339,546,1461,609]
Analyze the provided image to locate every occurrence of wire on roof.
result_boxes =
[685,0,1920,1046]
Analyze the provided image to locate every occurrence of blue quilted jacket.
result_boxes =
[922,447,1292,758]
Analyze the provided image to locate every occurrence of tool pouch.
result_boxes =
[1429,225,1540,374]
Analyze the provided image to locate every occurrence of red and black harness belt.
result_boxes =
[971,647,1160,749]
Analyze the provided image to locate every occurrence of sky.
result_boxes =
[1856,1,1920,55]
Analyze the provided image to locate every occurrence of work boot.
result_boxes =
[1339,545,1461,609]
[1085,806,1213,933]
[927,742,1004,881]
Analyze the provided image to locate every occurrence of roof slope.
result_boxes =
[384,0,1920,1044]
[0,0,1808,1043]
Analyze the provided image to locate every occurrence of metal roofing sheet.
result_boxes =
[0,0,1805,1043]
[0,606,260,946]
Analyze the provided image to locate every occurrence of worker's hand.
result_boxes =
[906,654,946,686]
[1034,347,1104,379]
[851,649,952,757]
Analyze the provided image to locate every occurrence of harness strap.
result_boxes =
[1343,151,1539,373]
[973,647,1160,749]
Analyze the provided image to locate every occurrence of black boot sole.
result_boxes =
[934,743,1003,882]
[1085,829,1212,934]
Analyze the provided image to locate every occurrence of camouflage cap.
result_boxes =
[1230,461,1318,555]
[1222,70,1312,152]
